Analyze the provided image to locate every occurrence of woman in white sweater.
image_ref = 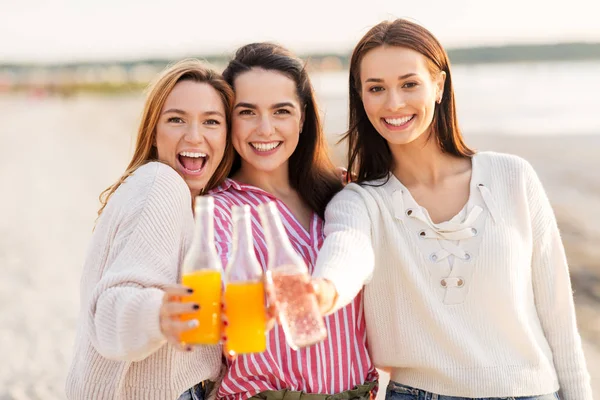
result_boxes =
[65,60,235,400]
[313,19,592,399]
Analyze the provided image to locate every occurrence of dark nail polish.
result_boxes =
[186,346,193,352]
[223,320,229,327]
[187,288,194,294]
[192,304,200,310]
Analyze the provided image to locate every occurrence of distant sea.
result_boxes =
[311,61,600,137]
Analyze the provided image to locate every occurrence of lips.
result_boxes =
[250,141,282,152]
[177,151,207,174]
[383,115,414,127]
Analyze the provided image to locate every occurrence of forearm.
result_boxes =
[91,285,167,361]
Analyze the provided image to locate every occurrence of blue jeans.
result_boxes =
[178,383,205,400]
[385,381,560,400]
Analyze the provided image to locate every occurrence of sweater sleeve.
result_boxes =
[525,162,593,399]
[88,164,193,362]
[313,185,375,313]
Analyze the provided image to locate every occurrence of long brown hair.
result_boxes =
[98,59,235,216]
[222,43,342,219]
[346,18,475,183]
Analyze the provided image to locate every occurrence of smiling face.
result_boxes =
[360,45,445,148]
[155,80,228,197]
[230,68,304,177]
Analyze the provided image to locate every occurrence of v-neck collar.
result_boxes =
[211,178,319,247]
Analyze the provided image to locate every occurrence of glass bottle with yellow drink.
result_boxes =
[179,196,222,345]
[224,205,267,357]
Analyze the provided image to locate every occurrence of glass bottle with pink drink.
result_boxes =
[258,201,327,350]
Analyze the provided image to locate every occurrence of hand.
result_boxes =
[336,166,356,184]
[336,167,349,184]
[264,271,279,332]
[159,284,200,352]
[311,278,338,315]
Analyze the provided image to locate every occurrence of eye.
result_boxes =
[274,109,291,115]
[167,116,184,123]
[204,119,221,125]
[368,86,384,93]
[238,109,254,115]
[403,82,418,89]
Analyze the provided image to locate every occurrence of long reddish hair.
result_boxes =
[98,59,235,216]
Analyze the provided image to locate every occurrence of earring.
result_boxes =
[437,96,442,104]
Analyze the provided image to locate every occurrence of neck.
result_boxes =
[233,161,294,197]
[389,131,460,188]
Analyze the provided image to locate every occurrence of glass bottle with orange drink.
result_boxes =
[179,196,222,345]
[223,205,267,357]
[258,201,327,350]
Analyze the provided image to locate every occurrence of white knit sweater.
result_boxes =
[65,162,222,400]
[314,152,592,399]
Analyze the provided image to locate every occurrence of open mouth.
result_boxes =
[383,115,415,128]
[249,141,282,152]
[178,151,208,174]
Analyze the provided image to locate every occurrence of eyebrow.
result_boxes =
[234,101,296,110]
[162,108,224,118]
[365,73,417,83]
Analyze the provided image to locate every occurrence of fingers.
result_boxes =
[160,317,199,351]
[312,278,337,315]
[161,301,199,318]
[162,284,194,302]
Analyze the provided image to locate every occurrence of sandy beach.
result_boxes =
[0,92,598,399]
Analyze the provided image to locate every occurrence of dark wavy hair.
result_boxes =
[346,18,475,183]
[222,42,342,218]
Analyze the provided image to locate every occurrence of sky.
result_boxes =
[1,0,599,63]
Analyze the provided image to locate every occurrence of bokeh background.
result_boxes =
[1,1,599,398]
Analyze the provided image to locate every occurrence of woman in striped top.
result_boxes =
[208,43,378,400]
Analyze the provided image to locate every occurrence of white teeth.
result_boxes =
[179,151,207,158]
[250,142,281,152]
[384,116,414,126]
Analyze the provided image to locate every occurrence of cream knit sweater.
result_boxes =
[65,162,222,400]
[314,152,592,399]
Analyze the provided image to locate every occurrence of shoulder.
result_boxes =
[105,162,192,223]
[474,151,535,176]
[327,179,391,211]
[127,162,190,204]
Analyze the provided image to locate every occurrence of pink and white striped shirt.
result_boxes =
[209,179,377,400]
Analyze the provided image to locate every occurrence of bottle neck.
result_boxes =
[231,211,254,257]
[226,207,263,281]
[182,199,221,274]
[193,205,216,252]
[260,203,304,272]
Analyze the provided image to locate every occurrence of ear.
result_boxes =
[436,71,447,103]
[300,104,306,133]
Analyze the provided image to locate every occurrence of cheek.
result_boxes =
[231,120,250,152]
[207,128,228,156]
[361,94,381,120]
[154,125,176,159]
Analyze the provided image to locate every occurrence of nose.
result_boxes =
[257,115,274,136]
[385,89,405,112]
[185,121,205,144]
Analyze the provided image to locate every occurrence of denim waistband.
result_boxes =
[386,381,559,400]
[250,381,378,400]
